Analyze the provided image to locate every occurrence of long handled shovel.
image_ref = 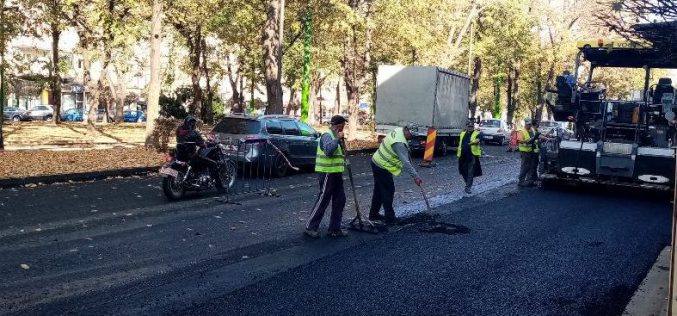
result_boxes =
[341,140,382,234]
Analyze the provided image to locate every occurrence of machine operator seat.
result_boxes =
[653,78,674,105]
[555,75,573,104]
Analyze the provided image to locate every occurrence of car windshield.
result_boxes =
[213,118,262,134]
[480,120,500,127]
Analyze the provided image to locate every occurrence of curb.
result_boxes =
[623,246,670,316]
[0,166,158,189]
[0,148,377,189]
[346,148,377,155]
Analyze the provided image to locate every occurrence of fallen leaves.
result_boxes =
[0,148,164,180]
[20,264,30,270]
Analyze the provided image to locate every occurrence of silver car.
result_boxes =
[3,107,26,122]
[23,105,54,121]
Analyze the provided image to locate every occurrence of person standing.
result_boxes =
[517,118,537,187]
[458,121,483,194]
[305,115,349,238]
[369,124,422,224]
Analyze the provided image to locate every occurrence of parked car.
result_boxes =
[210,115,320,177]
[62,108,84,122]
[123,110,146,122]
[479,118,510,145]
[3,107,26,122]
[23,105,54,121]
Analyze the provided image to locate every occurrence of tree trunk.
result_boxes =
[145,0,162,149]
[226,54,242,113]
[507,67,520,125]
[189,32,203,118]
[334,79,341,115]
[506,67,514,125]
[262,0,283,114]
[117,71,127,123]
[50,26,62,124]
[201,38,213,123]
[535,65,544,122]
[286,88,297,115]
[342,0,373,141]
[346,86,359,139]
[469,57,481,118]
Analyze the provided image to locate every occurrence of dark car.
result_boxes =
[210,115,320,177]
[3,107,26,122]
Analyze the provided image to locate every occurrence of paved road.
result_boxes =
[0,146,670,316]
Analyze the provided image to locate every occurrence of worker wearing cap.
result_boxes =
[458,121,483,194]
[518,118,538,186]
[305,115,348,238]
[369,123,423,224]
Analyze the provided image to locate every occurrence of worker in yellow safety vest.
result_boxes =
[369,123,423,224]
[305,115,349,238]
[458,121,483,194]
[517,118,539,187]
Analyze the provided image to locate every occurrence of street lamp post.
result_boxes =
[0,1,19,151]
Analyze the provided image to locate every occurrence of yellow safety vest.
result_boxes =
[373,128,409,176]
[457,130,482,158]
[315,132,345,173]
[518,128,540,153]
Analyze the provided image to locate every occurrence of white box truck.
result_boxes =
[375,65,470,155]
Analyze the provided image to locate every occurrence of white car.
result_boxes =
[23,105,54,121]
[479,119,510,145]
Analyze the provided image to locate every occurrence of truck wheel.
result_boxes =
[437,141,448,156]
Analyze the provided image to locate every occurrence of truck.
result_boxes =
[375,65,471,155]
[542,22,676,192]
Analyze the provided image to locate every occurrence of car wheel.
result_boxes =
[45,115,53,122]
[12,116,20,122]
[272,154,289,178]
[137,117,143,123]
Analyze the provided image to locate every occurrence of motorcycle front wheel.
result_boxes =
[162,175,186,200]
[218,160,238,190]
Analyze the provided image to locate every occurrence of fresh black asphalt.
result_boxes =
[0,146,670,316]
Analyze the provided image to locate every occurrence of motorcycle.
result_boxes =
[160,141,237,200]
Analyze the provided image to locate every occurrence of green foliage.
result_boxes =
[159,94,187,119]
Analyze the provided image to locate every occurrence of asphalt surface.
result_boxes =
[0,145,671,316]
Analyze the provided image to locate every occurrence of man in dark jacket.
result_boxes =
[458,121,482,194]
[176,116,225,192]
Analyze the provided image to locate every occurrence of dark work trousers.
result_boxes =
[518,151,536,184]
[306,172,346,232]
[459,156,476,189]
[369,161,396,220]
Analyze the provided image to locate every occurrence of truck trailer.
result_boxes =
[375,65,471,155]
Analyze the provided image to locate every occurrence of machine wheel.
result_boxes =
[162,175,186,200]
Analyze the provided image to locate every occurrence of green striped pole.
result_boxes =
[301,9,311,122]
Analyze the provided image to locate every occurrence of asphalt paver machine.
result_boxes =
[543,22,677,191]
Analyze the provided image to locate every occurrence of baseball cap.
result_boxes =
[330,115,347,125]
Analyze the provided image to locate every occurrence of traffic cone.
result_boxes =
[419,127,437,168]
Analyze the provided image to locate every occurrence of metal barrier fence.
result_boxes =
[217,138,290,202]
